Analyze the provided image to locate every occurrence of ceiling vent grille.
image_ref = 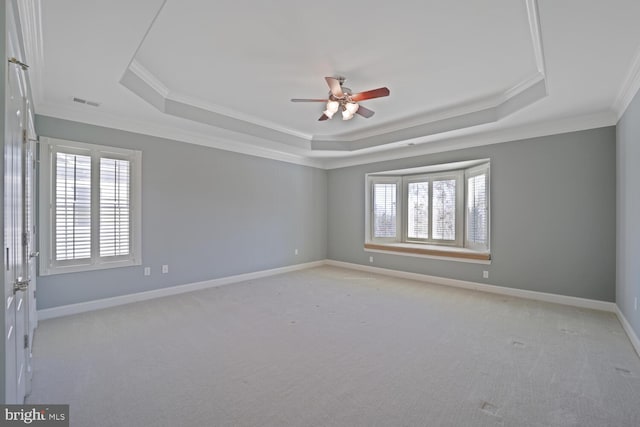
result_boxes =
[72,97,100,107]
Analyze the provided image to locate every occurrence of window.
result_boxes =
[365,160,490,261]
[40,138,142,275]
[466,165,489,251]
[405,172,463,246]
[371,178,400,240]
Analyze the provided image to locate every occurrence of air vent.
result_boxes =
[72,97,100,107]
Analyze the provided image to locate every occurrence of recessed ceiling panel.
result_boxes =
[133,0,539,136]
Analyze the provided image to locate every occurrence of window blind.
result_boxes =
[467,173,487,247]
[373,183,397,238]
[407,181,428,239]
[432,179,456,240]
[100,158,131,257]
[55,152,92,260]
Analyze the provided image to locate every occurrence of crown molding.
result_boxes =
[313,71,546,146]
[35,103,325,169]
[125,59,312,141]
[613,44,640,120]
[121,2,326,144]
[32,0,617,171]
[125,0,168,71]
[119,0,548,152]
[502,72,545,102]
[317,93,503,143]
[120,63,311,149]
[123,65,548,152]
[525,0,547,76]
[167,91,313,141]
[33,102,615,172]
[319,0,547,145]
[321,111,617,169]
[129,59,169,98]
[311,77,547,151]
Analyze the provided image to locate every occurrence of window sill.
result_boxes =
[364,242,491,263]
[39,259,141,276]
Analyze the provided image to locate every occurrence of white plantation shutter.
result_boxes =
[467,172,488,249]
[407,181,428,239]
[55,152,92,261]
[100,158,131,257]
[373,182,397,238]
[432,179,456,240]
[42,138,141,275]
[366,161,488,254]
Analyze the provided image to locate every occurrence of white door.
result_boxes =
[4,45,34,404]
[4,59,25,404]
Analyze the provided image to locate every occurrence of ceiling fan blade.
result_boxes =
[355,104,375,118]
[291,98,328,102]
[325,77,344,98]
[351,87,390,102]
[318,114,330,121]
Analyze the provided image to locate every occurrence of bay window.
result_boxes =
[365,160,490,261]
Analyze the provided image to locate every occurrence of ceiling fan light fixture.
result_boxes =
[326,100,340,113]
[342,109,354,120]
[291,76,390,122]
[345,102,359,114]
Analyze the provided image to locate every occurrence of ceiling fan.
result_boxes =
[291,77,390,121]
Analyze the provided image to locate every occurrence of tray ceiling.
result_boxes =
[19,0,640,167]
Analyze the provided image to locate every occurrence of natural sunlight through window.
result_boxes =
[40,138,142,275]
[365,160,490,262]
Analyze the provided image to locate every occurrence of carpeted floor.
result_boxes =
[27,266,640,426]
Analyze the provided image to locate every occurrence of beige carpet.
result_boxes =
[27,266,640,426]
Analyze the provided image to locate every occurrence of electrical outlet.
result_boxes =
[162,265,169,274]
[483,271,489,279]
[369,256,374,263]
[144,267,151,276]
[294,249,298,255]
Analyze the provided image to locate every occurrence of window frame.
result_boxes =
[39,137,142,276]
[366,176,402,243]
[465,163,490,252]
[365,160,490,262]
[402,171,464,247]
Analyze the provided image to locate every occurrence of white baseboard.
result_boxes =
[37,258,619,320]
[325,260,617,313]
[38,258,638,360]
[37,261,325,320]
[615,306,640,358]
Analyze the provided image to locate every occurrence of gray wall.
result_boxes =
[617,90,640,339]
[35,116,328,309]
[327,127,616,302]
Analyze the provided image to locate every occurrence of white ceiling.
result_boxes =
[18,0,640,168]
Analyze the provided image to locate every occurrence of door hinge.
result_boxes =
[33,289,36,299]
[22,129,27,144]
[22,232,28,246]
[24,334,29,349]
